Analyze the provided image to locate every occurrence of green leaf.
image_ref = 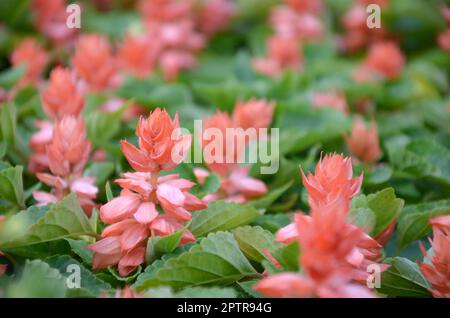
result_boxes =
[146,222,190,263]
[0,165,24,211]
[65,238,93,264]
[272,242,300,271]
[237,280,263,298]
[387,138,450,187]
[377,257,431,297]
[0,102,16,149]
[44,255,111,297]
[86,107,125,147]
[0,65,25,90]
[253,214,291,233]
[248,181,292,210]
[397,199,450,248]
[105,181,113,202]
[190,201,262,237]
[232,226,280,263]
[350,188,404,237]
[191,172,221,198]
[132,232,258,290]
[6,260,67,298]
[0,194,96,249]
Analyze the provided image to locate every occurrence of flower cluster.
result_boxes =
[10,38,48,88]
[31,0,78,46]
[419,215,450,298]
[345,116,381,164]
[338,0,390,53]
[87,108,206,276]
[438,5,450,53]
[130,0,235,81]
[32,116,98,215]
[29,66,84,173]
[195,99,274,203]
[257,154,385,297]
[252,0,324,77]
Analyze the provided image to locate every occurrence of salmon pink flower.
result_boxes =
[32,116,97,214]
[232,98,275,132]
[117,34,159,79]
[10,38,48,87]
[270,6,324,42]
[312,91,349,114]
[438,29,450,53]
[89,110,205,276]
[197,0,235,37]
[345,116,382,164]
[160,50,197,81]
[73,34,118,91]
[252,36,302,77]
[362,41,405,80]
[420,215,450,298]
[255,202,378,298]
[287,0,322,14]
[197,99,272,203]
[120,108,192,173]
[31,0,78,46]
[41,67,84,120]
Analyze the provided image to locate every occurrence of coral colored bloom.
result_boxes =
[41,67,84,120]
[345,116,381,164]
[73,34,118,91]
[256,204,379,298]
[198,0,235,37]
[270,6,324,42]
[420,215,450,298]
[121,108,191,173]
[300,154,362,209]
[89,110,205,276]
[117,34,159,78]
[160,50,197,81]
[31,0,78,46]
[312,91,349,114]
[10,38,48,87]
[32,116,97,214]
[198,100,272,203]
[232,99,275,132]
[438,29,450,53]
[363,41,405,80]
[287,0,322,14]
[252,36,302,77]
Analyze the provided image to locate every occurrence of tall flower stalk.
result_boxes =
[87,108,206,276]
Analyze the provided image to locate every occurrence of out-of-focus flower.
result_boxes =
[362,41,405,80]
[41,67,84,120]
[160,50,197,81]
[287,0,322,14]
[31,0,78,46]
[252,36,303,77]
[29,120,53,173]
[88,110,205,276]
[197,99,273,203]
[10,38,48,87]
[338,1,389,53]
[118,34,159,78]
[345,116,381,164]
[232,98,275,132]
[312,91,349,114]
[121,108,192,173]
[197,0,235,37]
[438,29,450,53]
[419,215,450,298]
[138,0,194,23]
[32,116,97,214]
[270,6,324,42]
[73,34,119,91]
